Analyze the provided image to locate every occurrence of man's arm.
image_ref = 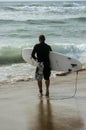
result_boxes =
[49,46,52,51]
[31,45,37,61]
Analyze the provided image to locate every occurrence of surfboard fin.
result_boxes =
[68,57,71,60]
[68,69,72,72]
[71,64,77,67]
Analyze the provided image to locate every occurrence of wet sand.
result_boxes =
[0,70,86,130]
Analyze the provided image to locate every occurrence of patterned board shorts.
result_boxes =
[35,62,51,81]
[35,62,44,81]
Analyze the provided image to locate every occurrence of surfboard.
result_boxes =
[22,48,82,72]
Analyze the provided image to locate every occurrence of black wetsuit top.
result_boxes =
[31,42,52,65]
[31,42,52,80]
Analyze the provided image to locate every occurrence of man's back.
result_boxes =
[32,43,52,63]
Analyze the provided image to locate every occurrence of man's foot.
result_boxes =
[38,89,43,97]
[45,91,49,97]
[38,92,43,97]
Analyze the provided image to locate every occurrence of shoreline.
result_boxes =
[0,66,86,85]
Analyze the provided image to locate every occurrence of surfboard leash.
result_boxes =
[72,71,79,98]
[59,71,79,100]
[50,71,79,100]
[58,71,79,100]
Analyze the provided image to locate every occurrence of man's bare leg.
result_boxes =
[38,81,43,96]
[45,80,50,97]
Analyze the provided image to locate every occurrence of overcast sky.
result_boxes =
[0,0,86,1]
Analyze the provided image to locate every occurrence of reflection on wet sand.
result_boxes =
[27,98,84,130]
[37,98,53,130]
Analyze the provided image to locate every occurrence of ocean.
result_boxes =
[0,1,86,83]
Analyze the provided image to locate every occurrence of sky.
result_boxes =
[0,0,86,1]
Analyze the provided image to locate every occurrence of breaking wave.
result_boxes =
[0,44,86,65]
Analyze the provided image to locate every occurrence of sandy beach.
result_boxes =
[0,70,86,130]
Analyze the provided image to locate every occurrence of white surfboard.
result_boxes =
[22,48,82,72]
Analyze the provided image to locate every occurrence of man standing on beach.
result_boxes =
[31,35,52,97]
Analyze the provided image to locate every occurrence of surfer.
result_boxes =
[31,35,52,97]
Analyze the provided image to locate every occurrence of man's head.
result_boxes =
[39,35,45,43]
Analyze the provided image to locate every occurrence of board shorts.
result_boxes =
[35,62,51,81]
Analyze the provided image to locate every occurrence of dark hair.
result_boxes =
[39,35,45,42]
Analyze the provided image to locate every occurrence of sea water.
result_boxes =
[0,1,86,83]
